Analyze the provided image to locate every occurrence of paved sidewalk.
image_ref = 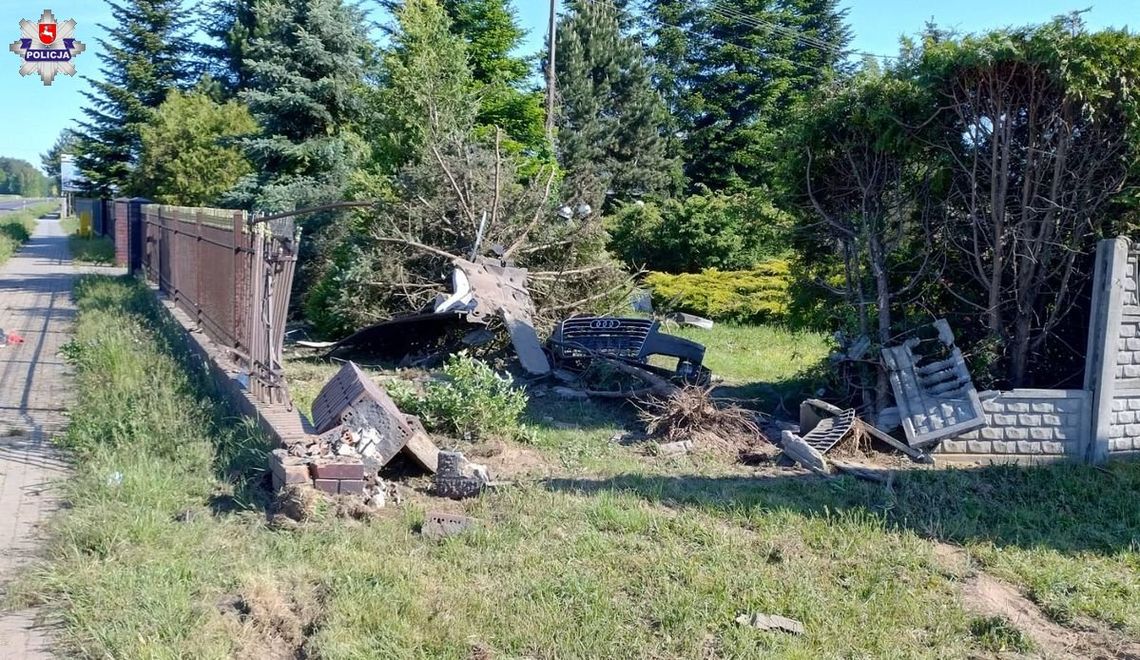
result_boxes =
[0,216,76,658]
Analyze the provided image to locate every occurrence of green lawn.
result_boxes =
[60,215,117,265]
[12,276,1140,658]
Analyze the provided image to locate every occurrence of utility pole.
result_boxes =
[545,0,557,143]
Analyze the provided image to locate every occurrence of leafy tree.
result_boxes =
[41,128,80,191]
[75,0,195,196]
[0,158,51,197]
[642,0,851,190]
[609,190,787,273]
[916,17,1140,386]
[133,90,257,206]
[229,0,371,212]
[556,0,680,212]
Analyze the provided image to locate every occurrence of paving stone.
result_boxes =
[0,216,117,658]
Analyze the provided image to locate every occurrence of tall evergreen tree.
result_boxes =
[556,0,679,210]
[370,0,478,172]
[230,0,371,211]
[200,0,257,97]
[642,0,851,190]
[441,0,545,153]
[75,0,194,196]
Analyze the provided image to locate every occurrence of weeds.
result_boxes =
[61,215,117,264]
[969,616,1034,653]
[411,352,530,441]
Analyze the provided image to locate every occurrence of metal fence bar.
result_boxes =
[131,202,299,406]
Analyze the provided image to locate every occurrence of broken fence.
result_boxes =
[141,204,298,405]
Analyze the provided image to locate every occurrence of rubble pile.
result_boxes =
[270,361,501,515]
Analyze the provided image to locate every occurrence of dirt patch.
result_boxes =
[218,575,326,659]
[936,542,1140,659]
[467,440,552,479]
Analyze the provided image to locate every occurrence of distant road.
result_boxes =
[0,198,52,212]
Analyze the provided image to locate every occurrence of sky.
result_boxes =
[0,0,1135,174]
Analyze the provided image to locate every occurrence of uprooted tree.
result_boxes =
[305,0,629,337]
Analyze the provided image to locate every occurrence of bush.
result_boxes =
[411,353,529,441]
[645,260,793,324]
[608,189,789,273]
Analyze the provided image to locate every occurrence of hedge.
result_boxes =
[645,260,792,324]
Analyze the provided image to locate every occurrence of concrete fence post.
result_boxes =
[1085,238,1130,464]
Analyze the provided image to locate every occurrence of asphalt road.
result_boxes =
[0,198,51,212]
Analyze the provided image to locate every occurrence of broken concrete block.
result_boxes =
[402,415,440,473]
[881,320,985,447]
[780,430,829,474]
[553,386,589,400]
[434,451,490,500]
[422,511,478,540]
[657,440,693,457]
[736,613,804,635]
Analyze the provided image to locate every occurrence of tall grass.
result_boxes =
[60,215,117,265]
[13,276,1140,657]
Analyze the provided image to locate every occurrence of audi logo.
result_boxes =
[590,318,622,330]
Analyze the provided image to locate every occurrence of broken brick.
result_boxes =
[309,460,364,481]
[313,479,339,495]
[338,479,365,495]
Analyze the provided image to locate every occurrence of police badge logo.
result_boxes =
[9,10,85,85]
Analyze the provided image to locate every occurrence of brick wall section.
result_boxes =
[937,389,1091,460]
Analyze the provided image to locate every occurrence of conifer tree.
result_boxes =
[229,0,371,211]
[643,0,851,190]
[75,0,194,196]
[556,0,679,210]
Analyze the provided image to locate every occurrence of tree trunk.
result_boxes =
[869,232,892,415]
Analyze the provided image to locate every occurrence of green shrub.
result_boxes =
[607,189,789,273]
[411,353,529,441]
[645,260,793,324]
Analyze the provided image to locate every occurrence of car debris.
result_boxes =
[882,319,985,447]
[656,440,694,458]
[735,613,805,635]
[449,257,551,376]
[549,316,710,385]
[302,256,551,376]
[434,451,491,500]
[801,407,857,454]
[666,312,714,329]
[799,398,933,464]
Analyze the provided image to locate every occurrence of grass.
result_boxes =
[60,215,117,265]
[15,277,1140,657]
[0,202,57,265]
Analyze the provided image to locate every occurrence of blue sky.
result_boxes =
[0,1,1134,173]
